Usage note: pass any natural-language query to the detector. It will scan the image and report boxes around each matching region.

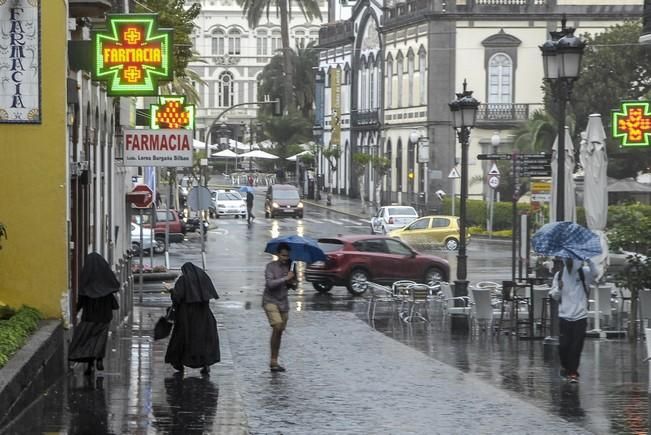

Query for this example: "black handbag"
[153,306,175,340]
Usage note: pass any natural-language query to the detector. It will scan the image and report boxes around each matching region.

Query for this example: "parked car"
[305,235,449,295]
[370,206,419,234]
[130,223,163,254]
[388,215,465,251]
[211,189,247,218]
[133,209,186,243]
[264,184,303,218]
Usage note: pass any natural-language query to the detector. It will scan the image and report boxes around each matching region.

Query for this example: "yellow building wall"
[0,1,68,318]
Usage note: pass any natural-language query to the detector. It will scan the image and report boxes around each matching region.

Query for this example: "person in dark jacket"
[69,252,120,376]
[165,262,220,375]
[246,191,255,223]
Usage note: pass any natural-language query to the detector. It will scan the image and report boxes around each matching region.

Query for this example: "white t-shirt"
[549,260,597,321]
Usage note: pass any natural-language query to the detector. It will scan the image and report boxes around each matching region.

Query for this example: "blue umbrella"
[239,186,254,194]
[265,235,327,264]
[532,221,602,260]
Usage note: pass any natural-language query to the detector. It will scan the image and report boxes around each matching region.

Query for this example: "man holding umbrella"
[533,221,601,383]
[263,243,297,372]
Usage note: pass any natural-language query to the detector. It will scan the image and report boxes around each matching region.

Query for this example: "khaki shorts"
[264,303,288,330]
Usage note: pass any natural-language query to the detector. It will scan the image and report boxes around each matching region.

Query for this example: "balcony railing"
[476,104,532,124]
[318,21,354,47]
[460,0,552,12]
[352,110,380,128]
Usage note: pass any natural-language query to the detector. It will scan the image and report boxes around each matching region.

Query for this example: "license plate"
[283,209,294,213]
[228,209,237,213]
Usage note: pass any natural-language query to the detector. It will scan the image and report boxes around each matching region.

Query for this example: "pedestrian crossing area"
[209,215,370,227]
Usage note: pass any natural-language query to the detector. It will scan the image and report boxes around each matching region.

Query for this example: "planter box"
[0,321,63,427]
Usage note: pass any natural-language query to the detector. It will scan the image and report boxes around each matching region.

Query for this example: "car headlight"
[272,202,280,208]
[297,202,304,208]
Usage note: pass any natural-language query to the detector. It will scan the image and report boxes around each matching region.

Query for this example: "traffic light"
[408,171,415,180]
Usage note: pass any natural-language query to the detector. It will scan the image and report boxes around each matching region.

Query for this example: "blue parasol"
[264,235,327,264]
[531,221,602,260]
[239,186,254,194]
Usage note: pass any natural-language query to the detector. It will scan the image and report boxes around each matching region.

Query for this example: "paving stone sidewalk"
[220,306,588,435]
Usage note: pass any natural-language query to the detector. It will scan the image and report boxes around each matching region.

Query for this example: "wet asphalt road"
[3,200,650,434]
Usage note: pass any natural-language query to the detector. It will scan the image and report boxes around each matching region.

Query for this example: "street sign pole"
[139,208,144,303]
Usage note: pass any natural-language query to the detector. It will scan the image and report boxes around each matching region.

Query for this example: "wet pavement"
[2,184,651,434]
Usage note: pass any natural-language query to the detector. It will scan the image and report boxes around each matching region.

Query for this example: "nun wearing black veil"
[165,262,220,374]
[69,252,120,375]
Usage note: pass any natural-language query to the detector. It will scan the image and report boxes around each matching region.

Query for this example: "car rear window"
[388,207,417,216]
[353,239,387,253]
[317,239,344,253]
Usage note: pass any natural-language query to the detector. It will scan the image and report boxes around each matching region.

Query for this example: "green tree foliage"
[567,21,651,178]
[258,45,318,118]
[135,0,201,78]
[238,0,321,114]
[607,205,651,339]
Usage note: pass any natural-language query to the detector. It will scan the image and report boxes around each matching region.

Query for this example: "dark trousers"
[559,317,587,375]
[247,204,254,222]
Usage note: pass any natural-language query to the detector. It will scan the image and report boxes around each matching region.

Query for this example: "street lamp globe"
[491,132,501,148]
[556,32,586,79]
[409,130,421,144]
[540,39,559,80]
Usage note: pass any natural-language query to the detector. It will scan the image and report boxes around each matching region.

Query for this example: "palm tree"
[237,0,321,114]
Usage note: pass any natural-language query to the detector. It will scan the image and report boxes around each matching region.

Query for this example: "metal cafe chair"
[401,283,432,323]
[439,281,472,318]
[366,282,399,321]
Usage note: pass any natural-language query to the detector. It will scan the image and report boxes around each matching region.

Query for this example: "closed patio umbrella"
[580,114,609,280]
[550,126,577,223]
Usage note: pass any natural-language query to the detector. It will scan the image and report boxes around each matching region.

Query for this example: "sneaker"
[568,373,579,383]
[270,364,286,372]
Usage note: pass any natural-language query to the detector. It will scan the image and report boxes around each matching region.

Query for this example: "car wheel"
[347,268,370,296]
[312,282,333,293]
[215,214,220,219]
[424,267,445,287]
[153,243,165,255]
[445,238,459,251]
[131,242,141,254]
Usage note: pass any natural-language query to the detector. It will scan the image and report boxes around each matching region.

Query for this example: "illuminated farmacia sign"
[612,101,651,147]
[92,14,172,96]
[150,96,195,130]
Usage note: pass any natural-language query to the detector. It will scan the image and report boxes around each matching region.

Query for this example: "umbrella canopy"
[229,139,249,151]
[532,221,602,260]
[192,139,218,150]
[264,235,327,264]
[212,149,239,158]
[581,114,608,230]
[239,149,279,159]
[286,150,313,161]
[550,126,577,223]
[239,186,254,193]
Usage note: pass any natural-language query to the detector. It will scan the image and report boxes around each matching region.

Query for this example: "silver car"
[370,206,419,235]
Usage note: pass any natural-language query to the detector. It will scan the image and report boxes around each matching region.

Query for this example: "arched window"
[228,29,241,55]
[218,72,234,107]
[256,29,269,56]
[359,57,367,111]
[309,30,319,44]
[344,64,351,85]
[488,53,513,104]
[418,47,427,105]
[271,29,281,53]
[386,54,393,109]
[212,29,225,55]
[396,52,404,108]
[407,49,415,107]
[368,54,375,111]
[294,29,306,48]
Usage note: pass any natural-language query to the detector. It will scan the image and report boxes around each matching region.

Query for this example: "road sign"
[477,153,512,161]
[448,167,460,179]
[532,193,551,202]
[516,153,551,161]
[532,182,552,192]
[488,163,500,175]
[519,170,553,177]
[188,186,212,211]
[488,175,500,189]
[129,184,153,208]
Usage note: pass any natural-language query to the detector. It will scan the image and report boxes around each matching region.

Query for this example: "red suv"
[133,209,186,243]
[305,235,449,295]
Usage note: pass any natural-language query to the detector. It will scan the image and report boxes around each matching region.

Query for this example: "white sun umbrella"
[286,150,313,161]
[550,126,577,223]
[212,149,239,158]
[229,139,250,151]
[193,139,218,151]
[581,114,609,281]
[239,149,279,159]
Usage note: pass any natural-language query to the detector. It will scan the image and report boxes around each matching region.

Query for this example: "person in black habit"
[165,262,220,375]
[68,252,120,376]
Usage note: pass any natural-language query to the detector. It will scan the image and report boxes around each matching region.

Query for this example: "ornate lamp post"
[448,80,480,303]
[540,18,585,345]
